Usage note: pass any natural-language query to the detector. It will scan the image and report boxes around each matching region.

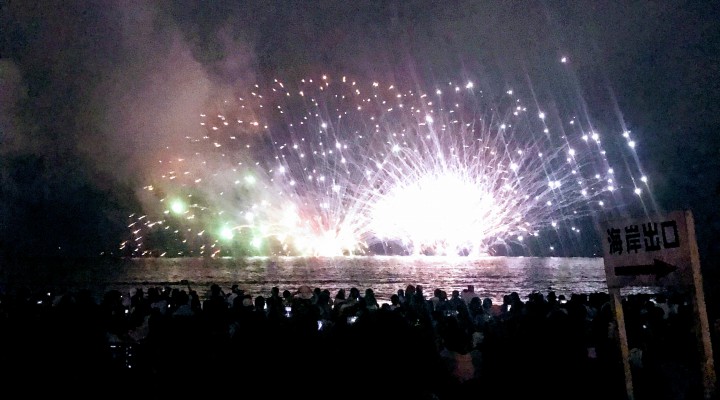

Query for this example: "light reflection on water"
[3,256,658,304]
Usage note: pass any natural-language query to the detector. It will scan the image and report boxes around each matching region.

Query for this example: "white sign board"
[599,209,715,399]
[599,210,694,289]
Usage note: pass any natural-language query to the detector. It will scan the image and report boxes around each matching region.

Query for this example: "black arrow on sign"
[614,259,677,277]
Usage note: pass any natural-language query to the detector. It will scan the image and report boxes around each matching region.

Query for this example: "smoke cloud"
[0,1,258,256]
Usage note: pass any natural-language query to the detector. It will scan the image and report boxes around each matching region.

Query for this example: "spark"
[124,73,649,257]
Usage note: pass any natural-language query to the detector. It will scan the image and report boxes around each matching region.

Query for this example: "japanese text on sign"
[606,219,680,255]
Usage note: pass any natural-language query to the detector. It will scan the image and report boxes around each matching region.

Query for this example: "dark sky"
[1,1,718,263]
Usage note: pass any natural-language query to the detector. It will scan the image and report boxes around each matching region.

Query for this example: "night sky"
[1,1,718,266]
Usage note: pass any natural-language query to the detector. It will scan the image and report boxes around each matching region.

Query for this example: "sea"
[1,256,659,305]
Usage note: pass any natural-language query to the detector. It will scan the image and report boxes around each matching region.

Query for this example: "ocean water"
[1,255,657,304]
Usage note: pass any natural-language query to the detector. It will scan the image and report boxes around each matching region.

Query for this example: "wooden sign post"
[598,210,715,400]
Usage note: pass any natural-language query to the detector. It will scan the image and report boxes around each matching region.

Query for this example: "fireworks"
[121,70,648,257]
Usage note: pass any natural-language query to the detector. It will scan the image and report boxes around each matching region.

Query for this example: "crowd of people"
[0,282,705,398]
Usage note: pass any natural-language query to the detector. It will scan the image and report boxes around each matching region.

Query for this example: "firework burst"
[121,70,648,257]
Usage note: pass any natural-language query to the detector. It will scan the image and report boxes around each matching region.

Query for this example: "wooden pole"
[685,210,716,399]
[610,287,634,400]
